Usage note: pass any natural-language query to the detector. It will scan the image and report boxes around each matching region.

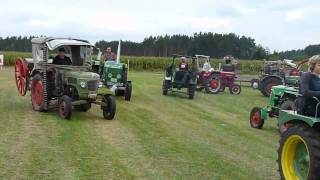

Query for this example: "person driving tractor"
[298,55,320,116]
[102,47,117,61]
[53,47,72,65]
[179,57,189,71]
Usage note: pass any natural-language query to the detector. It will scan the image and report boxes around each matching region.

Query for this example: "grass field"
[0,67,280,179]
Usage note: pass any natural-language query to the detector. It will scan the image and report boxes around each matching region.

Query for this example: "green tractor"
[91,41,132,101]
[14,37,116,120]
[250,85,299,133]
[162,54,198,99]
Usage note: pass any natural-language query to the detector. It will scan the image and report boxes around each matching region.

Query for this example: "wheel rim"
[282,135,310,180]
[14,59,28,96]
[32,80,44,109]
[251,112,260,127]
[232,86,240,94]
[209,79,219,92]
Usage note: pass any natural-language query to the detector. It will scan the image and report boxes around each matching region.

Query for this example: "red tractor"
[196,55,241,95]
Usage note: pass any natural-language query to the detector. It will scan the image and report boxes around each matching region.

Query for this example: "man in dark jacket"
[53,47,72,65]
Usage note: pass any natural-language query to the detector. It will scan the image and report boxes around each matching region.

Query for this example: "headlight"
[108,73,112,78]
[116,74,121,79]
[80,81,87,88]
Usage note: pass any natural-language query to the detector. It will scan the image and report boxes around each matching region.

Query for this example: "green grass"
[0,67,279,179]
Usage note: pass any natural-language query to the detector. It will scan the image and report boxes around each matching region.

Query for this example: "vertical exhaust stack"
[116,40,121,63]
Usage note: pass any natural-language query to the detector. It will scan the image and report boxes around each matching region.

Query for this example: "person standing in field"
[102,47,117,61]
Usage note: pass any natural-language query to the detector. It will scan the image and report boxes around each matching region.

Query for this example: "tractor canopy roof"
[31,37,94,50]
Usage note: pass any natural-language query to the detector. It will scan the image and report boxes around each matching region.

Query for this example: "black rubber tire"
[59,95,72,120]
[250,107,265,129]
[260,77,282,97]
[124,82,132,101]
[162,80,170,95]
[205,76,221,94]
[229,84,241,95]
[74,103,91,112]
[278,124,320,180]
[102,95,116,120]
[31,74,46,112]
[188,85,196,99]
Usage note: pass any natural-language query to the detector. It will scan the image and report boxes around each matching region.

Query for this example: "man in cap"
[102,47,117,62]
[178,57,189,71]
[53,47,72,65]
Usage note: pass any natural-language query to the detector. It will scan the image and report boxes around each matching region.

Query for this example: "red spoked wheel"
[14,58,29,96]
[31,74,45,112]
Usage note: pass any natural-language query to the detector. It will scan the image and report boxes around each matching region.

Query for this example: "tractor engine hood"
[64,71,100,81]
[104,61,126,69]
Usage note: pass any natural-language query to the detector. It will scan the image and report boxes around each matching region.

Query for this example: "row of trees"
[96,32,269,59]
[0,34,319,60]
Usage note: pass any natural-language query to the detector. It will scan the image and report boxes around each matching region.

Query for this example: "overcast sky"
[0,0,319,51]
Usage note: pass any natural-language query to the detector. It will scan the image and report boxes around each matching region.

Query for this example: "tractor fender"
[260,75,283,84]
[278,110,319,128]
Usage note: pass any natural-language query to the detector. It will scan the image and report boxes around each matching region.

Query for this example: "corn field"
[1,51,263,74]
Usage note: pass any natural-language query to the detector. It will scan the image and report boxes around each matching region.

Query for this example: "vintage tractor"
[91,41,132,101]
[250,85,299,133]
[277,99,320,180]
[14,37,116,120]
[196,54,241,94]
[258,59,308,97]
[162,54,198,99]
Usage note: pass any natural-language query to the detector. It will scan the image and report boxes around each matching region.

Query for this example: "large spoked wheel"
[278,124,320,180]
[124,82,132,101]
[250,107,265,129]
[14,58,29,96]
[31,74,45,112]
[229,84,241,95]
[59,95,72,120]
[260,77,282,97]
[102,95,116,120]
[205,76,221,94]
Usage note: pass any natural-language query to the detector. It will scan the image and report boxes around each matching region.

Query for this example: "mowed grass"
[0,67,280,179]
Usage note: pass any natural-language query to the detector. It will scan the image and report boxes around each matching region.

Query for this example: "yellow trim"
[281,135,310,180]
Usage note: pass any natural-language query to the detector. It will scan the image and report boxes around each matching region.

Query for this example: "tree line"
[0,34,319,60]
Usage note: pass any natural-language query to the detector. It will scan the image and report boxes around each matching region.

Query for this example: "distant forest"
[0,33,319,60]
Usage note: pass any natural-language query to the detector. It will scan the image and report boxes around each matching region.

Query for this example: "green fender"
[260,108,268,121]
[278,110,320,127]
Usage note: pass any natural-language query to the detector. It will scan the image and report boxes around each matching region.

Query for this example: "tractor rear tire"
[250,107,265,129]
[102,95,116,120]
[278,123,320,180]
[59,95,72,120]
[260,77,282,97]
[74,103,91,112]
[31,74,46,112]
[162,80,170,95]
[230,84,241,95]
[205,76,221,94]
[124,82,132,101]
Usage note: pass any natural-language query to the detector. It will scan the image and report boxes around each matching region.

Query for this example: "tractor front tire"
[31,74,46,112]
[278,124,320,180]
[115,89,125,96]
[59,95,72,120]
[162,80,170,95]
[188,85,196,99]
[124,82,132,101]
[102,95,116,120]
[260,77,282,97]
[230,84,241,95]
[250,107,265,129]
